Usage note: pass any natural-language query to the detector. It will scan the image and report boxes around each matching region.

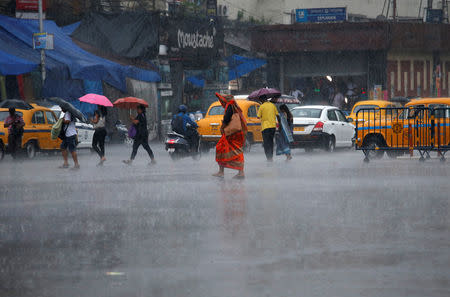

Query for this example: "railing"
[355,107,450,162]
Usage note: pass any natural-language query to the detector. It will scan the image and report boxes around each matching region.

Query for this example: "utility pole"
[393,0,397,21]
[38,0,46,83]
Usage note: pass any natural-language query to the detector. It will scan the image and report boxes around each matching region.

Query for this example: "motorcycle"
[165,127,201,160]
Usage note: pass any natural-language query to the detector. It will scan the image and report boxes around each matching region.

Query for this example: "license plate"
[168,148,175,153]
[294,127,305,132]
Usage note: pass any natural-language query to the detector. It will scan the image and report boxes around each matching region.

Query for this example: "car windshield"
[208,106,225,116]
[0,111,23,121]
[291,108,322,118]
[353,105,380,114]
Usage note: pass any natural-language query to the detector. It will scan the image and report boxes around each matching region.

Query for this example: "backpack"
[51,118,64,140]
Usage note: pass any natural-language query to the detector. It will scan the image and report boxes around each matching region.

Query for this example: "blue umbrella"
[226,55,267,81]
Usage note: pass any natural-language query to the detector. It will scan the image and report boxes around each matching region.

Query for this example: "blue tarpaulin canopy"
[0,15,160,91]
[0,49,38,75]
[186,76,205,88]
[227,54,267,81]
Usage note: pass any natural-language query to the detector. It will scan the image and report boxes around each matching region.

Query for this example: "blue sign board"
[295,7,347,23]
[426,9,443,23]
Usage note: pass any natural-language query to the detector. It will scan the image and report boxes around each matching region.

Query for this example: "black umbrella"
[0,99,33,110]
[48,97,86,122]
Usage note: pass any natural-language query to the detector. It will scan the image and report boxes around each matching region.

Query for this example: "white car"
[291,105,355,152]
[51,105,95,149]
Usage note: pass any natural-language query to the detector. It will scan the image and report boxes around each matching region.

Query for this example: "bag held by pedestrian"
[128,124,137,139]
[224,113,242,136]
[51,118,64,140]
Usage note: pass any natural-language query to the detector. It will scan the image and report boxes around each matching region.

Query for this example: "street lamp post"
[38,0,46,82]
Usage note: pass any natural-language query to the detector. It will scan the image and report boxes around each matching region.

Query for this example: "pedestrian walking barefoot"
[213,93,247,179]
[91,107,107,166]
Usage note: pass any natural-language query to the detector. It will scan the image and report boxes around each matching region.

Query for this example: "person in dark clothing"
[4,107,24,159]
[91,106,107,166]
[123,104,155,165]
[171,104,199,152]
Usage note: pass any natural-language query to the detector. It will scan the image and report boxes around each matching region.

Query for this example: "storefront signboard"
[168,17,223,68]
[426,9,443,23]
[295,7,346,23]
[16,0,46,11]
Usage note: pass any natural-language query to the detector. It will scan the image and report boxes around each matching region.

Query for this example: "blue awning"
[0,15,160,91]
[0,49,38,75]
[187,76,205,88]
[227,55,266,81]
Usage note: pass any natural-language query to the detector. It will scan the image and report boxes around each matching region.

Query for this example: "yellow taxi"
[197,97,263,151]
[0,105,61,159]
[347,100,401,123]
[355,97,450,159]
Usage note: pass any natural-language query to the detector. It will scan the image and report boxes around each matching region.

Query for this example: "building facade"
[218,0,445,24]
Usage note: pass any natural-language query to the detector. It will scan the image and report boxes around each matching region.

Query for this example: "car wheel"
[26,141,37,159]
[363,136,385,159]
[325,136,335,152]
[0,143,4,161]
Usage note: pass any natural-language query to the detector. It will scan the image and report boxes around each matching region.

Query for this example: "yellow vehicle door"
[30,110,50,149]
[430,104,450,147]
[246,104,262,142]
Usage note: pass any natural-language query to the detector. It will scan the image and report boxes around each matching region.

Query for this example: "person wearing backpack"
[91,107,107,166]
[123,104,155,165]
[59,107,80,170]
[3,107,24,159]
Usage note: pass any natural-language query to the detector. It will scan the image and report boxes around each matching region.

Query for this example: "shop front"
[252,22,389,109]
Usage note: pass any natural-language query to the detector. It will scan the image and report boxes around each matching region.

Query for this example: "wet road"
[1,144,449,297]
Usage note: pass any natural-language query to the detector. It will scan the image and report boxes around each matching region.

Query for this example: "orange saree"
[215,93,247,171]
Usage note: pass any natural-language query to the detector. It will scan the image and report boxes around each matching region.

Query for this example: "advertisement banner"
[168,17,223,68]
[16,0,46,11]
[295,7,346,23]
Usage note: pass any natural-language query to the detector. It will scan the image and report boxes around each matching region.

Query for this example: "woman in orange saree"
[213,93,247,179]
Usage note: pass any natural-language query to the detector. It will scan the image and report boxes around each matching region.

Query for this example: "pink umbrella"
[248,87,281,101]
[79,93,113,107]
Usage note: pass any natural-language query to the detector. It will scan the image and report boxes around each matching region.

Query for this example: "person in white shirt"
[332,91,345,109]
[59,108,80,169]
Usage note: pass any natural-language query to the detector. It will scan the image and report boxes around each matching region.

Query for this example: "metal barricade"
[355,106,450,162]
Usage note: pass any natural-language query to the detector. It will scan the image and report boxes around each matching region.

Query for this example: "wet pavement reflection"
[0,144,449,297]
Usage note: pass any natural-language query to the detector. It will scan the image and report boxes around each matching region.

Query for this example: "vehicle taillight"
[168,139,176,144]
[312,121,324,132]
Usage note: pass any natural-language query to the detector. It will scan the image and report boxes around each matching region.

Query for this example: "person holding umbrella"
[257,95,279,162]
[122,104,156,165]
[78,94,113,166]
[60,106,80,170]
[91,106,107,166]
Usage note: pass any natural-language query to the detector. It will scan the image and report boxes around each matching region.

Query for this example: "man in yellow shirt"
[257,96,278,161]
